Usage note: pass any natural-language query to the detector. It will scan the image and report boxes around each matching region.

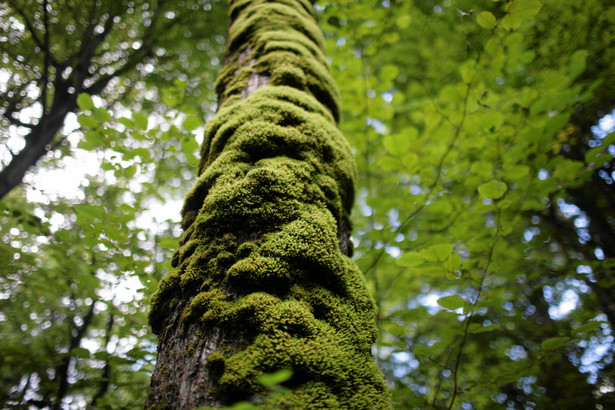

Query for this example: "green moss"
[148,0,391,407]
[206,350,226,376]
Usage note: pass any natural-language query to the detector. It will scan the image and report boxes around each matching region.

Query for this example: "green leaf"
[471,161,494,175]
[384,131,413,156]
[481,112,504,132]
[553,159,584,180]
[183,115,202,132]
[78,131,103,151]
[158,237,178,249]
[77,114,99,129]
[118,117,134,127]
[422,244,454,262]
[574,321,603,335]
[510,0,542,18]
[396,15,411,29]
[444,254,462,272]
[569,49,588,79]
[123,165,137,178]
[460,64,475,84]
[540,336,570,351]
[473,323,501,334]
[92,107,112,123]
[75,205,105,221]
[501,13,521,30]
[77,93,95,111]
[105,225,129,242]
[257,369,293,387]
[70,347,91,359]
[545,113,571,136]
[381,65,400,82]
[477,11,497,29]
[478,180,508,200]
[413,345,433,356]
[133,112,149,130]
[94,351,110,361]
[437,295,466,310]
[397,251,424,267]
[604,131,615,146]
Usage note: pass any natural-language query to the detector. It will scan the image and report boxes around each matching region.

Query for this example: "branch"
[42,0,50,115]
[2,112,35,129]
[8,0,59,67]
[55,302,97,409]
[83,0,165,95]
[447,207,502,410]
[90,312,114,407]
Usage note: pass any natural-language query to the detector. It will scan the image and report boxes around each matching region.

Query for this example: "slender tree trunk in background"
[145,0,390,408]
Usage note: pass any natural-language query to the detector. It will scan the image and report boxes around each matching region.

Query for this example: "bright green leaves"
[397,245,457,268]
[444,253,462,273]
[77,114,99,129]
[477,11,497,29]
[396,15,411,30]
[481,111,504,132]
[77,131,103,151]
[397,251,423,267]
[134,112,149,130]
[501,13,522,30]
[183,115,202,132]
[437,295,466,310]
[422,244,454,262]
[75,204,106,221]
[384,130,413,155]
[77,95,113,137]
[380,65,400,82]
[77,93,95,111]
[495,0,542,32]
[320,0,614,407]
[478,180,508,200]
[460,61,475,84]
[508,0,542,19]
[76,98,115,151]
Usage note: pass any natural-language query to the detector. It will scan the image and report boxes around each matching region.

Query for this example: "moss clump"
[206,351,226,375]
[148,0,391,408]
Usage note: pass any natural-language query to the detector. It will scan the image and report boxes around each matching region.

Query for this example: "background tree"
[0,0,224,199]
[145,0,390,407]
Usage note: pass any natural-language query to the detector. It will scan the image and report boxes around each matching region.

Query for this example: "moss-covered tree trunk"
[145,0,390,407]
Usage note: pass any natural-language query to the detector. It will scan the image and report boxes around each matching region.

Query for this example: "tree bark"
[0,95,76,200]
[146,0,390,408]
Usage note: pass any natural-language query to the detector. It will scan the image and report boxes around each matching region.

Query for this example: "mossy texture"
[149,0,391,408]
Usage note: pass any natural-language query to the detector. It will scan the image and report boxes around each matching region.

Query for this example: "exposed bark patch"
[242,71,269,100]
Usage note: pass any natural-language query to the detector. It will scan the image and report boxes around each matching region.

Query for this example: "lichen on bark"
[146,0,391,408]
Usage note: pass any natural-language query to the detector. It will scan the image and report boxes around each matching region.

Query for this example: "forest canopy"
[1,0,614,408]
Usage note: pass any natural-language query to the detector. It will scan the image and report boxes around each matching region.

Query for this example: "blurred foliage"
[1,0,226,407]
[319,0,615,408]
[1,0,615,408]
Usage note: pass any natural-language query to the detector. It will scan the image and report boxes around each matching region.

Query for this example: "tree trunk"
[0,92,76,201]
[145,0,390,408]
